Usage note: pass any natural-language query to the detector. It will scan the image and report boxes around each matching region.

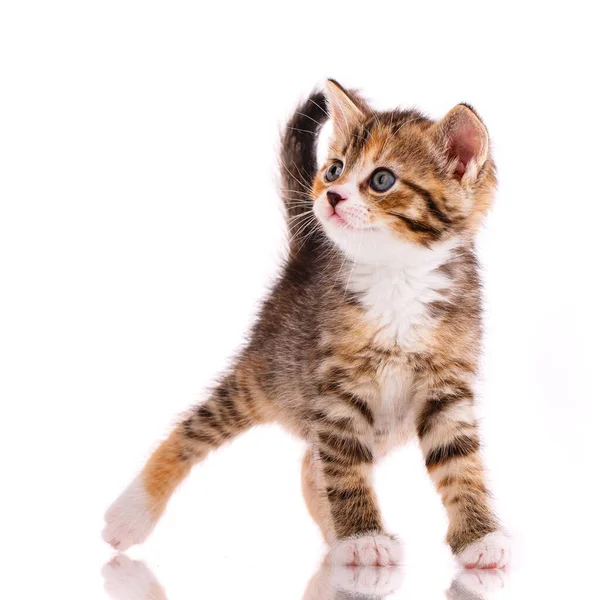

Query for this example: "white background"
[1,1,599,599]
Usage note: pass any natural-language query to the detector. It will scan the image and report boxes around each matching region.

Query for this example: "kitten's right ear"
[324,79,365,136]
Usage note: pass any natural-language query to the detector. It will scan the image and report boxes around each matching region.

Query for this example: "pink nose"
[327,190,346,208]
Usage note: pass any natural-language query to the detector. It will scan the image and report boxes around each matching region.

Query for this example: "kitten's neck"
[338,237,463,347]
[337,236,461,283]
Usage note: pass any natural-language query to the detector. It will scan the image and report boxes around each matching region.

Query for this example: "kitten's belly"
[372,359,417,458]
[373,412,416,458]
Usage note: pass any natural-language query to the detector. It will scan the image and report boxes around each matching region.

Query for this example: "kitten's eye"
[369,169,396,192]
[325,161,344,182]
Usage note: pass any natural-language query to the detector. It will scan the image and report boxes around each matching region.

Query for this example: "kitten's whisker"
[288,213,318,237]
[288,212,317,228]
[282,164,313,194]
[296,111,323,127]
[287,126,318,136]
[280,189,313,198]
[288,213,317,232]
[308,97,329,116]
[292,160,316,191]
[294,219,323,253]
[288,160,315,192]
[282,199,313,207]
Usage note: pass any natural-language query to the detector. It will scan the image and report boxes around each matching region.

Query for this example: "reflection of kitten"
[102,556,166,600]
[103,80,509,568]
[303,565,404,600]
[101,558,504,600]
[448,569,506,599]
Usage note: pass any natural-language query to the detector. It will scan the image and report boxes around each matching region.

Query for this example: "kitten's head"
[312,80,496,264]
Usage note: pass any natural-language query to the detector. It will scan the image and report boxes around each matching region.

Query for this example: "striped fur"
[103,80,506,567]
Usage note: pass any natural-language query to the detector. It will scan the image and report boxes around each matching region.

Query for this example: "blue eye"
[325,161,343,182]
[369,169,396,192]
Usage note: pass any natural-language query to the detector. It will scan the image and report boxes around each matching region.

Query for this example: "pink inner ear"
[448,121,482,181]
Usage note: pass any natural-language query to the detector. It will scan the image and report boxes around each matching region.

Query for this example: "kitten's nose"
[327,190,345,208]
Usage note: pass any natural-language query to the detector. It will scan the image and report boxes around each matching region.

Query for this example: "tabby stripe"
[318,447,340,465]
[448,489,490,506]
[182,417,219,446]
[214,380,242,425]
[218,396,242,427]
[317,431,373,465]
[194,401,237,439]
[196,404,218,426]
[437,475,488,494]
[326,487,357,502]
[417,390,473,438]
[311,411,355,434]
[394,213,442,237]
[322,462,348,478]
[337,390,375,426]
[319,378,375,426]
[401,178,452,225]
[330,489,383,538]
[343,120,374,165]
[425,434,480,469]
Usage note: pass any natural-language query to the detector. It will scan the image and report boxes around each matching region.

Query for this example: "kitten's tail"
[280,90,329,256]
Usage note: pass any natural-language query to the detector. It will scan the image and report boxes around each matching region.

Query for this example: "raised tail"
[280,90,329,256]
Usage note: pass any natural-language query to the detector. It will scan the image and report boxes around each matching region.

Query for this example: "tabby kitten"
[103,80,509,569]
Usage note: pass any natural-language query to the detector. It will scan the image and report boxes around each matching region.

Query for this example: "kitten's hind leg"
[102,370,272,550]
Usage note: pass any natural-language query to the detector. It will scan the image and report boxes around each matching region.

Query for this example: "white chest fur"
[349,240,455,348]
[347,239,457,456]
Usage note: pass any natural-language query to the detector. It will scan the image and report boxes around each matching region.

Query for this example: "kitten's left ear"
[324,79,366,136]
[434,104,490,183]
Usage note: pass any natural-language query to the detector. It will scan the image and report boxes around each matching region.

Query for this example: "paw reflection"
[102,555,167,600]
[101,552,507,600]
[303,563,404,599]
[447,568,505,599]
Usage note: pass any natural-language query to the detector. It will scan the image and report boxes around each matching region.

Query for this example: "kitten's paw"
[331,566,404,595]
[102,475,156,551]
[102,555,166,600]
[456,531,511,570]
[328,534,403,567]
[451,568,506,596]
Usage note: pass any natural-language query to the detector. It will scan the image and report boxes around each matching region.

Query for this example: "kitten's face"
[312,81,496,265]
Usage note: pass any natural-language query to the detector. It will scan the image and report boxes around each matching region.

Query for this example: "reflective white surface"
[1,1,598,599]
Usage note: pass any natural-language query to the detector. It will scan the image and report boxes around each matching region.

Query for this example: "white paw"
[102,475,156,551]
[328,534,403,567]
[330,566,404,595]
[452,569,506,595]
[102,555,166,600]
[456,531,511,570]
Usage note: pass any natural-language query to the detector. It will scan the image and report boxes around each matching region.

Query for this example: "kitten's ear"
[434,104,490,183]
[324,79,365,135]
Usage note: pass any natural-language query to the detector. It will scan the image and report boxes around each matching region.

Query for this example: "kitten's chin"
[320,223,383,264]
[328,212,372,233]
[320,218,457,268]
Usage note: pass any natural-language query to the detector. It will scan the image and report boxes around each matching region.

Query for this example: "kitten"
[103,80,509,569]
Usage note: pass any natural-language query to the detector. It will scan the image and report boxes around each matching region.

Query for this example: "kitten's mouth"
[329,211,372,232]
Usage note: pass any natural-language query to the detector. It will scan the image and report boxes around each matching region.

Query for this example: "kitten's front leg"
[415,377,510,569]
[310,382,402,567]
